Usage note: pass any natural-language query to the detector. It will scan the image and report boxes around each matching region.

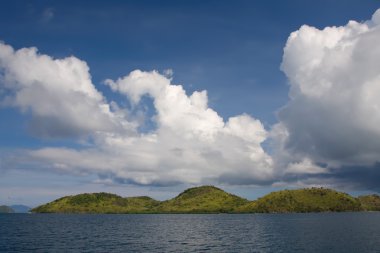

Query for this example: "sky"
[1,0,380,207]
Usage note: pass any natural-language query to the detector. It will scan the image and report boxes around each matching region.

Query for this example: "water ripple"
[1,213,380,252]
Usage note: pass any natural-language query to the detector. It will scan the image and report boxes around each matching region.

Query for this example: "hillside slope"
[358,194,380,211]
[237,188,362,213]
[32,193,160,213]
[31,187,380,214]
[156,186,249,213]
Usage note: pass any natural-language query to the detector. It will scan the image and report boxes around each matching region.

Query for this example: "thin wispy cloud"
[41,8,55,23]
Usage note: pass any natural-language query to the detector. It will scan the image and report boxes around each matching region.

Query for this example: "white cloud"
[277,8,380,175]
[0,43,274,186]
[105,70,225,142]
[5,8,380,190]
[35,70,273,185]
[0,42,131,137]
[285,159,327,174]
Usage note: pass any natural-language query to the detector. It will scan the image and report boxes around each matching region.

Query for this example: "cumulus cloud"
[0,42,131,137]
[105,70,226,142]
[32,70,273,185]
[3,8,380,190]
[276,8,380,185]
[0,43,273,186]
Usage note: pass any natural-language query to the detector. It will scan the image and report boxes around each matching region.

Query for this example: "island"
[0,205,15,213]
[9,205,31,213]
[31,186,380,214]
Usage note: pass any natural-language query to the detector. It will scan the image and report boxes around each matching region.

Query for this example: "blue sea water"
[1,212,380,252]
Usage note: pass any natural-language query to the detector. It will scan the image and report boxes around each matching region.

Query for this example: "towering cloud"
[277,9,380,187]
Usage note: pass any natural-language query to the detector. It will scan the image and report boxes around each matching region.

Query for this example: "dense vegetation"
[32,193,160,213]
[0,205,15,213]
[156,186,249,213]
[236,188,362,213]
[31,186,380,214]
[357,194,380,211]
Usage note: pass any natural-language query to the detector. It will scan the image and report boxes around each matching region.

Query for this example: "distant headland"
[31,186,380,214]
[0,205,31,213]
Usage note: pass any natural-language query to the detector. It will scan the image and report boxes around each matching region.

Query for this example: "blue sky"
[1,0,380,206]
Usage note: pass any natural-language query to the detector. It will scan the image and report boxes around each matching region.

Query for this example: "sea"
[1,212,380,252]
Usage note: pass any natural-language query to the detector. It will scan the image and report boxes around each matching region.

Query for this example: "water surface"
[1,212,380,252]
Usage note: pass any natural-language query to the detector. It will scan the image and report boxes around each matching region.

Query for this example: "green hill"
[32,186,249,214]
[32,192,160,214]
[155,186,249,213]
[358,194,380,211]
[0,205,15,213]
[237,188,362,213]
[31,186,380,214]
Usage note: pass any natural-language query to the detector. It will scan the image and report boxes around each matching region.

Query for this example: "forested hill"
[237,188,362,213]
[31,186,380,214]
